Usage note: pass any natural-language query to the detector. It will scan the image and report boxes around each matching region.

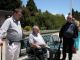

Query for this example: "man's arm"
[0,19,10,45]
[39,34,50,48]
[29,34,41,48]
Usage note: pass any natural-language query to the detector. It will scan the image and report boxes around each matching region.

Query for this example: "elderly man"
[0,8,23,60]
[59,14,78,60]
[29,25,47,60]
[29,25,46,48]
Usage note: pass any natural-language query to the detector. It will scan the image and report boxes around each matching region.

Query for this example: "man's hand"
[36,45,41,49]
[31,44,41,48]
[0,39,3,46]
[45,45,50,48]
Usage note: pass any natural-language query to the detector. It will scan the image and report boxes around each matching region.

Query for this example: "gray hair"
[32,25,39,30]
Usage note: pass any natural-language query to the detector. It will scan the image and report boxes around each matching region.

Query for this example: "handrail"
[23,30,60,36]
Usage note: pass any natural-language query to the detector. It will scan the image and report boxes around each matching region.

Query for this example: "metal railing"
[23,30,59,36]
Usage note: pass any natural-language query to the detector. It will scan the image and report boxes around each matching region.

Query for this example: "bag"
[72,45,76,53]
[63,24,75,38]
[66,45,76,54]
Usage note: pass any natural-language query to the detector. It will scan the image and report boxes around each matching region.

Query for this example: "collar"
[32,32,39,37]
[12,16,18,22]
[12,16,19,25]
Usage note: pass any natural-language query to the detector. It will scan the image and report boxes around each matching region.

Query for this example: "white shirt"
[29,33,46,45]
[0,16,22,41]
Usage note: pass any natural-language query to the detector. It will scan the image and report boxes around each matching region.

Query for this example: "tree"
[21,0,66,30]
[26,0,38,16]
[0,0,22,11]
[72,8,80,21]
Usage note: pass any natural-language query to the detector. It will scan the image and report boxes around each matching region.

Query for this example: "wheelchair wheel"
[36,54,47,60]
[28,54,39,60]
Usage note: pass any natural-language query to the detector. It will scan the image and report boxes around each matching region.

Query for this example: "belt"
[9,41,20,45]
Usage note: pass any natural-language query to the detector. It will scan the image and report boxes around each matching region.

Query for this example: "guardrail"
[23,30,60,36]
[0,39,6,60]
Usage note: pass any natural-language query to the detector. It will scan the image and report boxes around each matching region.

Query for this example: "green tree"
[21,0,38,27]
[72,8,80,21]
[53,14,66,29]
[26,0,38,16]
[0,0,22,11]
[21,0,66,30]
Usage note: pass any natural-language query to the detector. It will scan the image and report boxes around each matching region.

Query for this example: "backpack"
[63,23,75,38]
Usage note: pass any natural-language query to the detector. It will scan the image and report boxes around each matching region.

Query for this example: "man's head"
[67,15,73,23]
[32,25,40,35]
[13,8,23,21]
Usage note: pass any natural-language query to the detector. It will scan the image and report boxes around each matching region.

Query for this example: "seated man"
[29,25,47,60]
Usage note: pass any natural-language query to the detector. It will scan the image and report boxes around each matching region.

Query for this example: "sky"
[22,0,80,16]
[73,0,80,11]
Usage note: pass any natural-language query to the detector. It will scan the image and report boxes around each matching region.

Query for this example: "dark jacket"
[59,22,78,39]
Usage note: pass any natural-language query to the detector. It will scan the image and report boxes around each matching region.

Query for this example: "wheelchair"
[25,39,47,60]
[23,35,61,60]
[27,47,48,60]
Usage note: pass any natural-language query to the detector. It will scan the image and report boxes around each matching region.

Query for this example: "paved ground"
[69,50,80,60]
[18,50,80,60]
[60,50,80,60]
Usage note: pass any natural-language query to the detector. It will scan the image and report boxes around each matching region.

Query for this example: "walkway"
[18,50,80,60]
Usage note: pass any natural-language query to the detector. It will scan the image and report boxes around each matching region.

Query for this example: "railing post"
[0,39,6,60]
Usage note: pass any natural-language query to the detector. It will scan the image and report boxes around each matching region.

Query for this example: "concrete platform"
[18,50,80,60]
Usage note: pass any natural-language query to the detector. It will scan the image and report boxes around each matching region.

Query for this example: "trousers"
[6,41,21,60]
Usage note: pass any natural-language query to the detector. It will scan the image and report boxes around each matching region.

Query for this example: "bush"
[40,27,46,30]
[24,26,32,31]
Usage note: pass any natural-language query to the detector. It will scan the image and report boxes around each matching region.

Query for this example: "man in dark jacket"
[59,15,78,60]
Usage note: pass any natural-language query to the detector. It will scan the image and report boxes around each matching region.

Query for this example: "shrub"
[40,27,46,30]
[24,26,32,31]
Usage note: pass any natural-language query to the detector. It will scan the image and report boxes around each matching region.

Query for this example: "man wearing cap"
[0,8,23,60]
[59,14,78,60]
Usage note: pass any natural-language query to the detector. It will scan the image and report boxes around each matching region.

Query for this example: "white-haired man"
[59,15,78,60]
[29,25,47,60]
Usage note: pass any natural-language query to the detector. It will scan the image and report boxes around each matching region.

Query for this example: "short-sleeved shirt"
[0,16,22,41]
[29,33,46,45]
